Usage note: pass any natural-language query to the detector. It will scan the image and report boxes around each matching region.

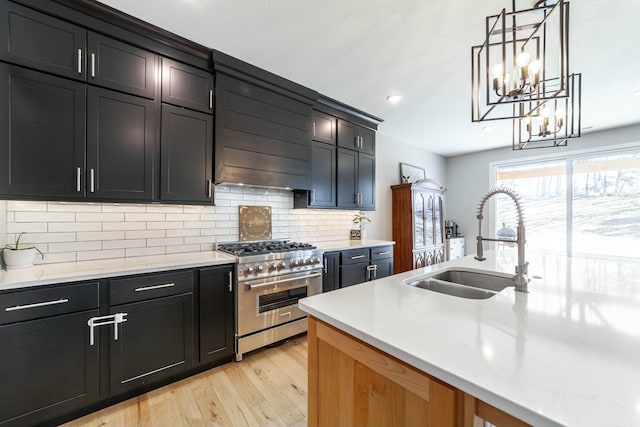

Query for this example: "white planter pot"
[2,248,37,270]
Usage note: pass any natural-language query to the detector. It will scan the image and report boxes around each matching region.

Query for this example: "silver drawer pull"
[245,272,321,290]
[350,255,366,260]
[77,49,82,74]
[280,312,292,317]
[376,251,391,256]
[5,298,69,312]
[134,283,175,292]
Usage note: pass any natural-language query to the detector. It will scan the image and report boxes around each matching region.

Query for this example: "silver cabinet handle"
[350,255,365,260]
[77,49,82,74]
[5,298,69,312]
[90,169,95,193]
[207,179,212,198]
[76,167,81,192]
[354,136,359,148]
[376,251,391,256]
[280,312,292,317]
[323,258,328,274]
[312,121,316,137]
[209,90,213,109]
[87,313,127,346]
[134,283,174,292]
[228,271,233,292]
[90,53,95,78]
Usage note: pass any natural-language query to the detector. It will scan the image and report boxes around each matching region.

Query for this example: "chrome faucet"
[475,187,530,292]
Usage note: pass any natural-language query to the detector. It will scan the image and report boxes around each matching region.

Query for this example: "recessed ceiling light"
[483,126,497,133]
[386,94,402,104]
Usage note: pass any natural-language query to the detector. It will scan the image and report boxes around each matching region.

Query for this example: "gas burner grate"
[218,240,316,256]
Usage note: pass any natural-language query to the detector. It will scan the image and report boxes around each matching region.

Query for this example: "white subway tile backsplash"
[4,188,355,265]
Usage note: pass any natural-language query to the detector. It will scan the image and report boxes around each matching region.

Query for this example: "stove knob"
[311,256,320,265]
[268,263,278,272]
[244,266,254,275]
[255,265,264,273]
[290,260,297,268]
[296,259,305,267]
[278,261,287,270]
[304,258,312,265]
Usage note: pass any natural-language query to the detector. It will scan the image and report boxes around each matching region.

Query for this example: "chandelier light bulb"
[516,51,531,67]
[491,63,504,78]
[529,59,542,75]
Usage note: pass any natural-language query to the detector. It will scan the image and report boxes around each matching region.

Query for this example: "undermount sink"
[405,269,513,299]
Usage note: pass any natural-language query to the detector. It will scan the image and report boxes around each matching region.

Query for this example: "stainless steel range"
[218,240,323,361]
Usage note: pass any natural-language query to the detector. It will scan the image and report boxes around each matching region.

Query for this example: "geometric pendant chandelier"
[471,0,582,149]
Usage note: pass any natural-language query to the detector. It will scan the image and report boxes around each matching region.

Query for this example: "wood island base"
[307,317,530,427]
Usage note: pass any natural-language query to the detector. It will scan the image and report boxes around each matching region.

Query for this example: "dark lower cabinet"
[340,262,369,288]
[334,246,395,289]
[87,86,156,201]
[322,252,339,292]
[0,63,86,199]
[160,104,213,204]
[199,265,234,364]
[109,293,193,395]
[0,309,99,427]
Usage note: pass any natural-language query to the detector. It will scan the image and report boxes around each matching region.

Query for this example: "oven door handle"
[244,272,321,290]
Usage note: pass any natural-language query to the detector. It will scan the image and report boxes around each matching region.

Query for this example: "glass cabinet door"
[413,191,425,248]
[425,194,434,247]
[434,194,444,245]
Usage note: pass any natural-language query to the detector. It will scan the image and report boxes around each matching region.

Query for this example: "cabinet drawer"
[341,248,370,265]
[370,246,393,260]
[0,282,99,325]
[110,270,193,306]
[162,58,213,113]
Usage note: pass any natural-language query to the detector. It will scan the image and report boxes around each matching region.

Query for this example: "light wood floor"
[62,335,308,427]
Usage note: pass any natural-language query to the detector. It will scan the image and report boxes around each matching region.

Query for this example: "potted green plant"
[351,211,371,240]
[0,232,44,270]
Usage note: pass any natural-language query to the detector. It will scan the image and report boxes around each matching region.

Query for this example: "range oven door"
[237,270,322,336]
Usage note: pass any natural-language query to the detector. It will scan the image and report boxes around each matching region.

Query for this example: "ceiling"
[97,0,640,157]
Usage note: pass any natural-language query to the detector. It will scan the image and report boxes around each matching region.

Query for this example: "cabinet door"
[322,252,339,292]
[0,2,86,80]
[199,265,234,365]
[358,152,375,210]
[309,141,336,207]
[337,119,359,150]
[109,293,193,396]
[337,147,358,209]
[358,126,375,155]
[413,192,425,248]
[340,262,368,288]
[162,58,213,113]
[0,310,99,426]
[371,258,394,280]
[312,111,336,145]
[87,33,157,99]
[161,104,213,203]
[434,194,444,246]
[87,86,156,201]
[425,194,435,246]
[0,64,86,199]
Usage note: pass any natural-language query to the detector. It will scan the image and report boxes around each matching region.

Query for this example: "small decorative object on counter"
[351,211,371,240]
[0,232,44,270]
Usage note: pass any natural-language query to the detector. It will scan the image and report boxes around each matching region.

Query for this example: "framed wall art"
[399,163,426,184]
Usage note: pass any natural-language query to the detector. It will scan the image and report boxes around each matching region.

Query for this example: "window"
[494,149,640,259]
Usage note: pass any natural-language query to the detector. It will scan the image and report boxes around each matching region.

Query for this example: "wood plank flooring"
[62,335,308,427]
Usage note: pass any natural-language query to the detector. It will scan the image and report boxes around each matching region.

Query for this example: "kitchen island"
[299,249,640,427]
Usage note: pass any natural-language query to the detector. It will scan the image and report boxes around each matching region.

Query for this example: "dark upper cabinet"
[198,265,234,365]
[162,58,214,113]
[215,73,311,189]
[160,104,213,204]
[87,86,156,201]
[308,141,336,207]
[337,119,375,155]
[0,64,86,199]
[337,148,375,210]
[87,33,157,99]
[312,110,336,145]
[322,252,339,292]
[0,282,99,427]
[0,2,87,81]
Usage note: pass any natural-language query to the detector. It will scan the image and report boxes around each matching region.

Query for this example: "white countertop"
[316,239,395,252]
[299,249,640,427]
[0,251,237,291]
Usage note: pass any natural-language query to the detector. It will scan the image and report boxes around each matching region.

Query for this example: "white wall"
[445,124,640,255]
[368,132,447,240]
